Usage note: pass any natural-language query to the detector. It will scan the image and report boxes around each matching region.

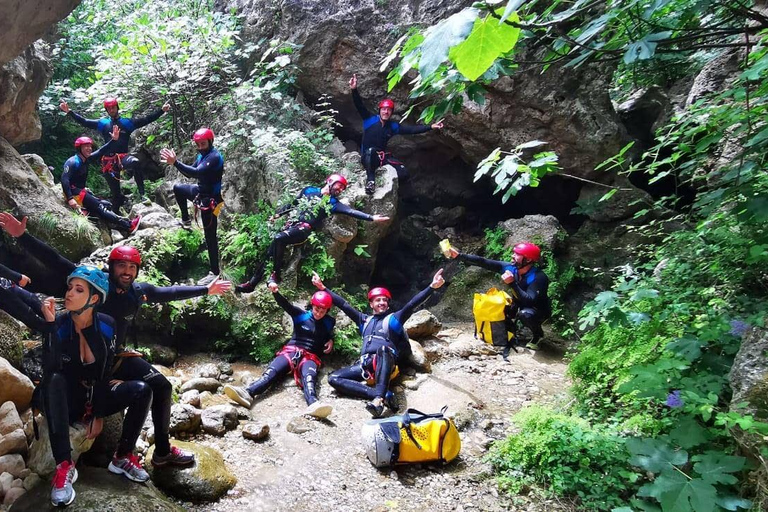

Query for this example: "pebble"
[242,423,270,442]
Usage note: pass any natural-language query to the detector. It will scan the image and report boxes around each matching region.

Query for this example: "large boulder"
[404,309,442,339]
[168,403,202,435]
[0,0,81,67]
[146,441,236,502]
[499,214,565,251]
[0,42,52,146]
[0,358,33,411]
[27,422,94,476]
[200,404,238,436]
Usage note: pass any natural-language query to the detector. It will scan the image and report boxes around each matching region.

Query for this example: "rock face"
[0,0,80,67]
[0,43,51,146]
[0,358,34,411]
[0,314,25,368]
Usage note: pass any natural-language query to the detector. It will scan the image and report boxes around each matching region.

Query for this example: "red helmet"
[326,174,348,188]
[108,245,142,266]
[378,98,395,110]
[368,287,392,301]
[74,136,93,149]
[103,97,119,109]
[193,128,214,143]
[513,242,541,263]
[311,291,333,309]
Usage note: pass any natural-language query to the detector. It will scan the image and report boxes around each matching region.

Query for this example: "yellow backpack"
[473,287,514,346]
[361,407,461,467]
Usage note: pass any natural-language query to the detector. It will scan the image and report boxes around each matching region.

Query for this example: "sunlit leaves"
[418,8,478,77]
[449,12,521,80]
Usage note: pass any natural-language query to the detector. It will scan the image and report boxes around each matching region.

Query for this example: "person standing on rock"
[235,174,389,293]
[349,73,444,195]
[448,243,550,357]
[0,212,233,468]
[60,97,170,209]
[224,282,336,418]
[38,266,152,507]
[160,128,224,286]
[312,268,445,417]
[61,127,143,235]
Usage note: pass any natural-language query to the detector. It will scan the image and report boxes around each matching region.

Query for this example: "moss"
[745,375,768,420]
[0,313,24,367]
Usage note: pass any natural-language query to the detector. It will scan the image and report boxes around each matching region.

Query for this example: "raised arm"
[271,290,304,317]
[394,122,432,136]
[393,268,445,323]
[66,110,101,130]
[130,107,165,129]
[88,137,118,161]
[174,151,221,179]
[330,201,374,222]
[351,89,373,120]
[0,263,22,284]
[0,212,78,276]
[457,252,513,275]
[325,288,367,326]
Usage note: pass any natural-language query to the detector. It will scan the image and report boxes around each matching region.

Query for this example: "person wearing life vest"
[0,212,232,468]
[449,242,550,356]
[349,74,444,195]
[60,97,170,209]
[312,268,446,418]
[38,266,153,507]
[224,282,336,418]
[235,174,390,293]
[61,127,142,235]
[160,128,224,285]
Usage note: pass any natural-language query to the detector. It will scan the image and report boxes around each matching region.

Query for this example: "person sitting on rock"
[312,268,445,417]
[61,127,142,236]
[448,242,550,357]
[160,128,224,286]
[224,281,336,419]
[0,212,232,469]
[349,73,444,195]
[235,174,389,293]
[38,266,152,507]
[60,97,170,208]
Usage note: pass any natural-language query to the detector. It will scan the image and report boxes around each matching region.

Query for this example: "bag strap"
[401,410,423,451]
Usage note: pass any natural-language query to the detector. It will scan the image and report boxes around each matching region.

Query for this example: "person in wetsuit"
[312,268,445,417]
[61,128,142,235]
[0,212,232,468]
[60,97,170,209]
[0,262,45,331]
[349,73,444,195]
[235,174,390,293]
[223,282,336,418]
[449,242,550,357]
[160,127,223,285]
[38,266,152,507]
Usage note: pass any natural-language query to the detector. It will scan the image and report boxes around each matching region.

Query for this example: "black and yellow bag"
[473,287,514,346]
[360,407,461,467]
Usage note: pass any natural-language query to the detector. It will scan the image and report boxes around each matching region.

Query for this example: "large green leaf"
[692,453,745,485]
[627,438,688,473]
[449,13,521,81]
[668,416,710,449]
[666,337,703,362]
[639,471,717,512]
[418,8,478,78]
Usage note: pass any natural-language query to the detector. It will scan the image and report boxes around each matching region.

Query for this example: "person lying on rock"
[60,97,170,209]
[38,266,152,507]
[312,268,445,418]
[224,282,336,419]
[0,212,232,468]
[160,127,223,286]
[61,128,143,236]
[235,173,389,293]
[448,242,550,358]
[349,73,444,195]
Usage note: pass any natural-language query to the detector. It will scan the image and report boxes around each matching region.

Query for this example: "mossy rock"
[0,312,24,368]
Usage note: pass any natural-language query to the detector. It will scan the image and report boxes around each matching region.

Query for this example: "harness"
[276,345,322,387]
[360,348,400,385]
[100,153,129,178]
[360,313,405,383]
[193,194,225,228]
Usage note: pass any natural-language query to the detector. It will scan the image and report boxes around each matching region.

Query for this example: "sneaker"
[151,445,195,467]
[304,401,333,419]
[365,181,375,195]
[235,281,255,294]
[108,452,149,483]
[224,384,253,408]
[128,215,142,235]
[50,460,78,507]
[197,272,217,286]
[180,219,192,230]
[365,397,385,418]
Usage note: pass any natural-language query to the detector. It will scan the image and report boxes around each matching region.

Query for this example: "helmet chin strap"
[71,291,97,316]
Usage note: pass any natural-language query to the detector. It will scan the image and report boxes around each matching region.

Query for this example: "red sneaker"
[128,215,142,235]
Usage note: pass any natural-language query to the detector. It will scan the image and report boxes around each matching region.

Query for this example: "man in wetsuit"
[160,127,224,285]
[235,174,390,293]
[61,128,142,235]
[0,212,232,467]
[449,242,550,357]
[60,97,170,209]
[312,268,445,417]
[349,74,444,195]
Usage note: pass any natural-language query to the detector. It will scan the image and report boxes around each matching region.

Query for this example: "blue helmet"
[67,266,109,302]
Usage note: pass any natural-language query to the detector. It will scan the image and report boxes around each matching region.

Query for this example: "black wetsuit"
[61,140,133,231]
[352,89,432,183]
[327,285,435,400]
[172,147,224,274]
[0,264,47,331]
[242,186,374,287]
[246,291,335,405]
[67,108,165,208]
[17,231,209,456]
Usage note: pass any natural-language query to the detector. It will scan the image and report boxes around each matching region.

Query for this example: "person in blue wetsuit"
[224,281,336,418]
[235,174,390,293]
[61,128,142,235]
[312,268,445,418]
[349,74,444,195]
[60,97,170,209]
[160,128,224,284]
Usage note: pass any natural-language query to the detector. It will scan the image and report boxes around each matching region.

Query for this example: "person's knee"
[148,373,172,398]
[327,372,341,388]
[132,381,153,403]
[122,156,140,170]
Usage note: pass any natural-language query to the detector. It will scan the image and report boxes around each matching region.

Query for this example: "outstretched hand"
[448,247,459,259]
[349,74,357,90]
[267,281,279,293]
[41,297,56,323]
[18,275,31,287]
[59,101,70,114]
[430,268,445,289]
[311,272,326,291]
[0,213,27,238]
[207,276,232,295]
[372,215,390,223]
[160,148,177,165]
[110,125,120,141]
[162,102,171,112]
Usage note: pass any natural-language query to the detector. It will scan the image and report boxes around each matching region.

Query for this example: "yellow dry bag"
[473,287,514,346]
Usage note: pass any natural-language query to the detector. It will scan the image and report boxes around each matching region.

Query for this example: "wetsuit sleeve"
[510,272,549,308]
[174,152,217,178]
[457,253,512,274]
[130,108,164,129]
[272,291,304,317]
[136,282,208,303]
[0,264,22,283]
[17,233,77,275]
[60,164,74,200]
[352,89,372,119]
[393,285,435,324]
[0,287,51,332]
[67,110,100,130]
[88,138,117,161]
[275,189,304,217]
[325,288,366,326]
[330,201,374,222]
[396,123,432,136]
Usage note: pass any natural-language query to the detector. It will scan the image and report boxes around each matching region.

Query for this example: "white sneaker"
[197,272,217,286]
[224,384,253,408]
[304,401,332,419]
